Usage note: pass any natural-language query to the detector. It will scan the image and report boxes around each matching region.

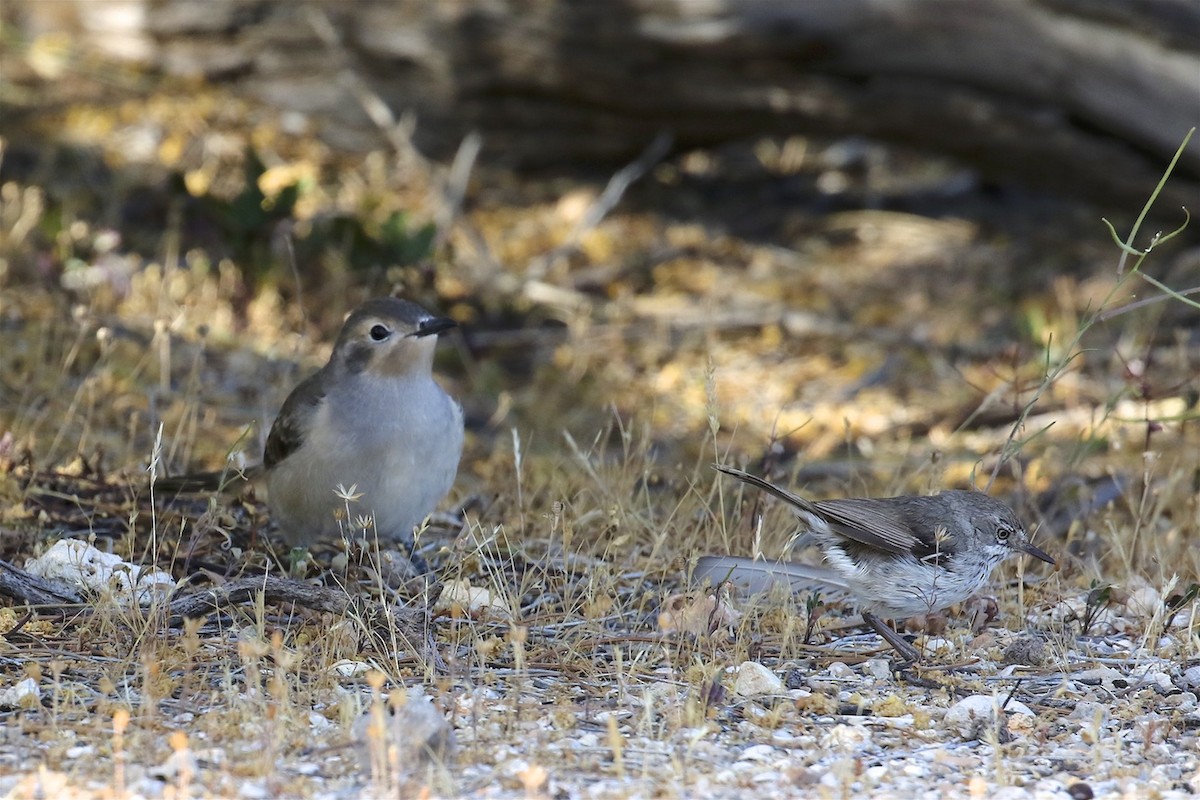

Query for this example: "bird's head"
[965,493,1054,566]
[333,298,457,378]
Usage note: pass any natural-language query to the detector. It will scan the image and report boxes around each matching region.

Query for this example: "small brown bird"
[701,465,1054,660]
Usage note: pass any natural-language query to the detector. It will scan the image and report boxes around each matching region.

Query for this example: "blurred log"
[11,0,1200,203]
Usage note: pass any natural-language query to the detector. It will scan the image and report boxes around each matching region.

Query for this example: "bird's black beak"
[1015,538,1055,566]
[414,316,457,337]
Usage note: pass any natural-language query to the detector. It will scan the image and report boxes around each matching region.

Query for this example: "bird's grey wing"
[695,555,850,597]
[716,464,924,556]
[808,497,927,556]
[263,371,326,468]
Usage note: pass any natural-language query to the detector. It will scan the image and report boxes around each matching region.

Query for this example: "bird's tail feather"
[695,554,849,597]
[153,466,257,494]
[713,464,820,515]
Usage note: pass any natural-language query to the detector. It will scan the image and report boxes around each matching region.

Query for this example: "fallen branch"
[0,558,85,608]
[167,575,446,672]
[0,558,444,671]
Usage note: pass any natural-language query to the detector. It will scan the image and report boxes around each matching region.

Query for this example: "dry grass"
[1,49,1199,799]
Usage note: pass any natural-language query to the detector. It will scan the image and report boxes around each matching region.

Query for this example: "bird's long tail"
[713,464,821,515]
[695,554,849,597]
[153,466,257,495]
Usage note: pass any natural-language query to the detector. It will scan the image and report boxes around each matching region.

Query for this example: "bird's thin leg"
[404,532,432,575]
[862,611,922,662]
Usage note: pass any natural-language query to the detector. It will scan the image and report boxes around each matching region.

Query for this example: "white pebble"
[0,678,40,708]
[1145,671,1173,691]
[1123,584,1161,617]
[738,744,779,762]
[734,661,784,697]
[1068,700,1111,724]
[863,659,892,682]
[944,695,1033,739]
[865,764,888,781]
[25,539,174,606]
[921,637,955,655]
[826,723,872,750]
[827,661,855,679]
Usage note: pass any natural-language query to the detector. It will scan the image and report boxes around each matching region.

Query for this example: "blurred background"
[1,0,1198,567]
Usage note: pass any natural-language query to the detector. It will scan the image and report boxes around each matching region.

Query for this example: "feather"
[695,555,849,597]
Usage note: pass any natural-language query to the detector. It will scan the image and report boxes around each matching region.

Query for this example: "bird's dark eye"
[996,526,1013,542]
[369,324,391,342]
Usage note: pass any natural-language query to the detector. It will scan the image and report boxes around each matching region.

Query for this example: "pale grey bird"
[163,298,462,552]
[262,298,462,547]
[701,465,1055,660]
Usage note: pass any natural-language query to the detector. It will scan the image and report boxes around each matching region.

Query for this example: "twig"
[527,132,673,280]
[168,575,446,671]
[1097,284,1200,322]
[0,558,86,608]
[435,132,483,252]
[984,129,1194,490]
[303,6,429,170]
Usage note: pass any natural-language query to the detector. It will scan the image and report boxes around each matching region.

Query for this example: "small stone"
[1066,781,1094,800]
[1002,634,1046,666]
[237,781,270,799]
[863,659,892,682]
[331,660,373,677]
[1144,671,1172,692]
[750,769,784,783]
[1074,667,1127,691]
[826,723,872,750]
[827,662,855,679]
[1068,701,1110,725]
[354,690,454,773]
[738,744,778,761]
[433,579,510,619]
[991,789,1035,800]
[150,748,199,781]
[944,695,1033,741]
[1122,583,1161,617]
[1164,692,1197,711]
[920,637,955,655]
[658,590,741,635]
[0,678,40,709]
[734,661,785,697]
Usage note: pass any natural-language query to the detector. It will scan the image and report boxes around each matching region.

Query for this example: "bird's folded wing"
[695,555,850,597]
[715,464,924,557]
[263,371,327,468]
[809,498,925,556]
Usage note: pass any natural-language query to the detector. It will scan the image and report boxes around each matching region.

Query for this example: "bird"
[162,297,463,552]
[700,465,1055,660]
